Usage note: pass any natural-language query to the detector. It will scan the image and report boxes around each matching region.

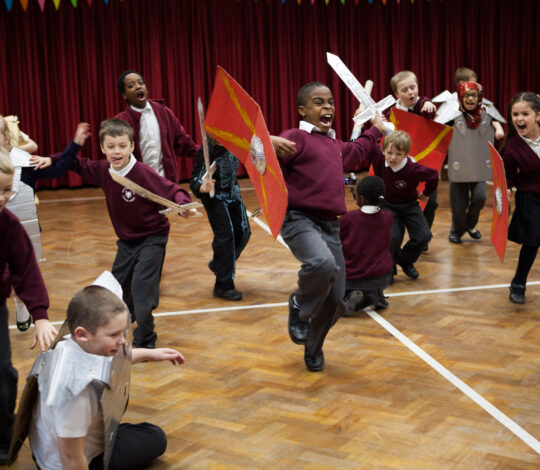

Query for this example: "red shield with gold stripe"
[488,142,508,262]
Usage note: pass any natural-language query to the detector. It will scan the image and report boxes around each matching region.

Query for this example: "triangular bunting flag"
[4,0,14,11]
[204,66,288,239]
[19,0,28,11]
[70,0,77,6]
[37,0,45,10]
[53,0,60,9]
[488,142,508,262]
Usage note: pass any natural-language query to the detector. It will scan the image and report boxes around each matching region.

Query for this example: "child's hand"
[74,122,91,146]
[370,113,386,134]
[421,100,437,114]
[270,136,296,158]
[492,121,505,140]
[137,347,185,365]
[180,208,201,218]
[31,319,58,351]
[418,192,429,202]
[29,155,52,170]
[200,178,215,194]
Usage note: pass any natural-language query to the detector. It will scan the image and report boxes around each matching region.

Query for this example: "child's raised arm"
[73,122,91,147]
[132,347,185,365]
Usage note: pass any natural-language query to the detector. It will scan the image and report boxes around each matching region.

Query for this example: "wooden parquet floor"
[6,176,540,469]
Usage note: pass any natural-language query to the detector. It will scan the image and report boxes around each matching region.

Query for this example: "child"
[69,118,198,349]
[387,70,437,119]
[340,176,393,315]
[190,138,251,301]
[446,81,501,243]
[2,115,38,154]
[115,70,199,183]
[502,92,540,304]
[434,67,505,138]
[27,281,184,469]
[0,149,57,465]
[365,131,438,280]
[1,117,91,329]
[278,81,386,372]
[387,71,438,249]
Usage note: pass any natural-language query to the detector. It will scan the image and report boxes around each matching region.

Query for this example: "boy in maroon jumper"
[0,149,57,465]
[70,118,198,348]
[279,82,386,372]
[366,131,438,280]
[116,70,199,183]
[386,70,438,250]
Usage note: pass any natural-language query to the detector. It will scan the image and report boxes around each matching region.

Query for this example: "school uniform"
[190,142,250,293]
[0,208,49,453]
[340,207,393,306]
[367,148,438,267]
[116,99,199,183]
[70,155,192,348]
[279,122,382,360]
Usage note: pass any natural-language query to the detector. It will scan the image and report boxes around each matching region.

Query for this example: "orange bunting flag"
[19,0,28,10]
[389,108,453,210]
[488,142,508,262]
[204,66,288,239]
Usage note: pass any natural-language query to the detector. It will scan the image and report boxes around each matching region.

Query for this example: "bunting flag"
[20,0,28,10]
[70,0,76,6]
[4,0,13,11]
[53,0,60,9]
[204,66,288,239]
[488,142,508,262]
[37,0,45,10]
[388,108,453,210]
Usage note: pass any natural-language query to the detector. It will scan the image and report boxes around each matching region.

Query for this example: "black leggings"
[512,245,539,286]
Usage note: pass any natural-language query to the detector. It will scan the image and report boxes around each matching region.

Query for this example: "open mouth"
[136,91,146,100]
[516,123,527,131]
[319,114,333,126]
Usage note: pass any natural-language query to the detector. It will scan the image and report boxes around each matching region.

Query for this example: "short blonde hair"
[382,130,411,155]
[454,67,477,86]
[0,147,14,175]
[390,71,417,94]
[0,116,13,151]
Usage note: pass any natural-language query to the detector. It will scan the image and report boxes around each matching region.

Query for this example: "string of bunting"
[3,0,441,12]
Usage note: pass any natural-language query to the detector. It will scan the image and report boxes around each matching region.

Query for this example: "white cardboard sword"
[326,52,396,127]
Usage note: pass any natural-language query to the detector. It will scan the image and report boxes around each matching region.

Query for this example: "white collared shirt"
[396,97,419,112]
[361,205,380,214]
[299,120,337,140]
[130,102,164,176]
[384,155,411,172]
[109,154,137,177]
[520,134,540,159]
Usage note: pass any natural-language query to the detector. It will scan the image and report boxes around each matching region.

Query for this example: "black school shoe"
[399,263,419,279]
[288,294,309,344]
[509,284,526,304]
[467,229,482,239]
[0,445,9,466]
[213,287,243,301]
[304,347,324,372]
[449,233,461,244]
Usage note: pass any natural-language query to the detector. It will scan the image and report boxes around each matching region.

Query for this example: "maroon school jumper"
[279,126,382,219]
[70,156,192,240]
[503,135,540,194]
[384,96,435,120]
[116,99,199,183]
[340,208,394,280]
[0,208,49,320]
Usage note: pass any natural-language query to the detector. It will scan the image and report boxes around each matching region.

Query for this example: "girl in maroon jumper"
[502,92,540,304]
[340,176,393,316]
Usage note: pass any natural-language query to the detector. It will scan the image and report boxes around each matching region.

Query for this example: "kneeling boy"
[28,282,184,469]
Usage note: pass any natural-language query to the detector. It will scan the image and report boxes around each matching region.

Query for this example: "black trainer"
[467,229,482,239]
[288,294,308,344]
[304,347,324,372]
[399,263,419,279]
[213,287,243,301]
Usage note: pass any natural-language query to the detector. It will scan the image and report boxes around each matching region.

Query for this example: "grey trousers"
[449,181,487,236]
[280,210,345,356]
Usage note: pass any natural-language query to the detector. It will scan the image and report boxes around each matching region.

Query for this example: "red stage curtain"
[0,0,537,188]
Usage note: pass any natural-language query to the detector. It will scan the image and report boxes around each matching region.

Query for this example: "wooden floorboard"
[6,176,540,469]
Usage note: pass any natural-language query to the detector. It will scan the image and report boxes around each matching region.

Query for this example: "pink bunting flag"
[37,0,45,10]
